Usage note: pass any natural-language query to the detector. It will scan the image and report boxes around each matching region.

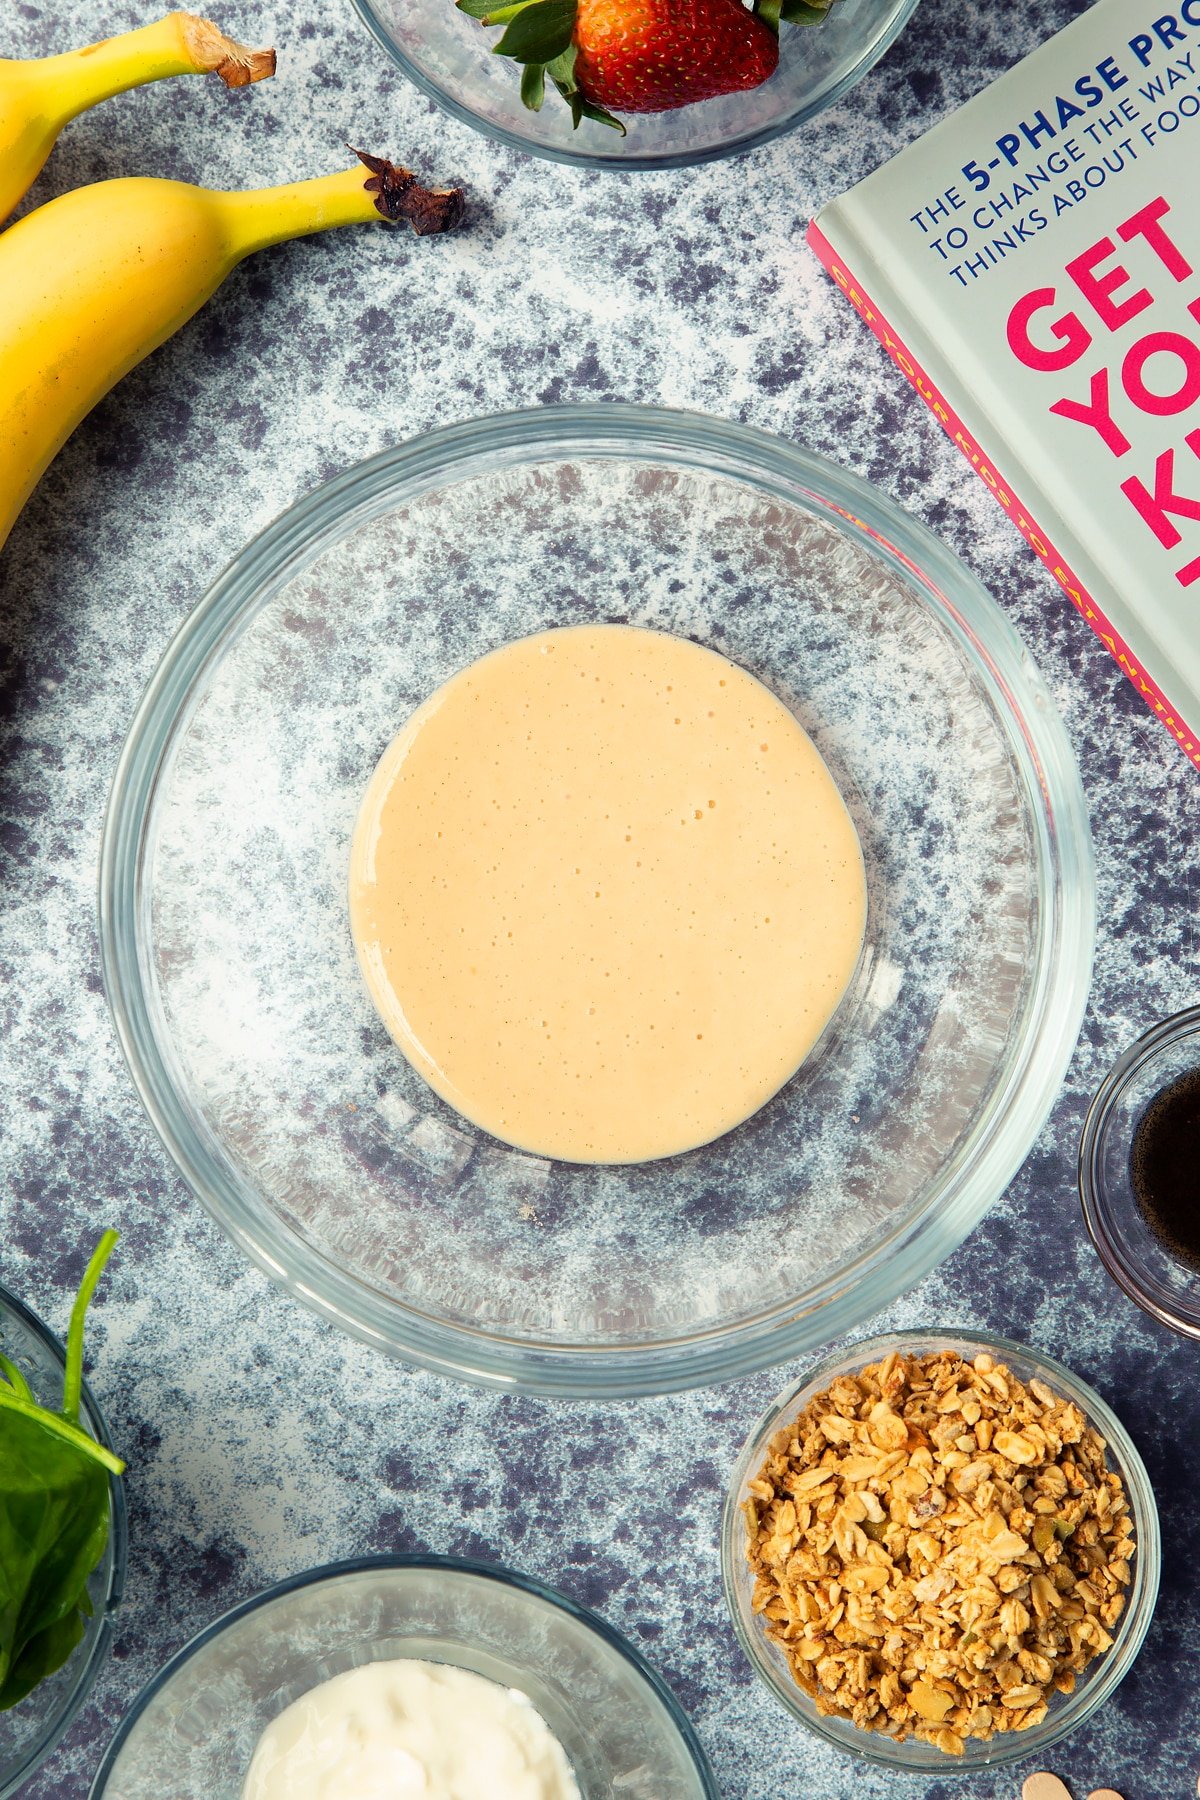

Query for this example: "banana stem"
[31,11,275,121]
[222,152,466,257]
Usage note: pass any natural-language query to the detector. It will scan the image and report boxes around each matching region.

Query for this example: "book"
[810,0,1200,768]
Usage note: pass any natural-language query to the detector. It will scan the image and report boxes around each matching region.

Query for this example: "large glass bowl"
[721,1330,1160,1773]
[99,404,1094,1397]
[0,1282,127,1800]
[349,0,920,169]
[89,1555,717,1799]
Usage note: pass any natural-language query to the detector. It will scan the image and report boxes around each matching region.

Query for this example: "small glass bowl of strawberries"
[352,0,921,169]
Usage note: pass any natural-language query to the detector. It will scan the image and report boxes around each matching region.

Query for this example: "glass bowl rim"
[87,1550,719,1799]
[1078,1002,1200,1341]
[346,0,922,172]
[98,401,1095,1398]
[0,1279,129,1800]
[720,1325,1162,1774]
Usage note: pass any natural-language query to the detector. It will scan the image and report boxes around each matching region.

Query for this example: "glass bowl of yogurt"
[88,1555,717,1799]
[99,404,1094,1397]
[0,1281,127,1800]
[348,0,920,171]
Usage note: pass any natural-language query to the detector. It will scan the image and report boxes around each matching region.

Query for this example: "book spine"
[807,219,1200,770]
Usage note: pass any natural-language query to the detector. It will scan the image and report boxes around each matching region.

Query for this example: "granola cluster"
[743,1348,1135,1754]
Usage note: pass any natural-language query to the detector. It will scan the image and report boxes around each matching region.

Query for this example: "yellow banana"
[0,12,275,225]
[0,153,465,552]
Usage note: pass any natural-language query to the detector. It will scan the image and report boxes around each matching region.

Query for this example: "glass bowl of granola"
[721,1331,1160,1771]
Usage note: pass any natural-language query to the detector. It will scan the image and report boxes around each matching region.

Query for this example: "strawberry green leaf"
[492,0,577,62]
[546,43,579,90]
[575,94,626,131]
[779,0,835,19]
[575,94,625,132]
[552,77,626,133]
[462,0,622,130]
[521,60,547,108]
[456,0,528,17]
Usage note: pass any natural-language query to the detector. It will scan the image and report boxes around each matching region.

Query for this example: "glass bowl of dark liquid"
[1080,1005,1200,1338]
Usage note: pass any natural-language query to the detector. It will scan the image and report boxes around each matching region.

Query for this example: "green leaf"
[545,43,579,90]
[573,94,627,133]
[0,1410,112,1709]
[0,1233,123,1711]
[545,42,625,131]
[778,0,835,20]
[553,78,626,132]
[0,1388,123,1477]
[1,1607,85,1710]
[63,1231,118,1426]
[490,1,542,20]
[0,1354,32,1404]
[456,0,519,17]
[521,61,547,109]
[493,0,576,63]
[462,0,623,129]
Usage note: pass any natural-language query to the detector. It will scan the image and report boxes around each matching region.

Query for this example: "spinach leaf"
[0,1233,123,1710]
[3,1609,87,1710]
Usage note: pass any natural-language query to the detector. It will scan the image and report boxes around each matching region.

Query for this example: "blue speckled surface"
[1,0,1198,1795]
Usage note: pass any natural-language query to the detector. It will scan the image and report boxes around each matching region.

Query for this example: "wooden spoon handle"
[1023,1779,1073,1800]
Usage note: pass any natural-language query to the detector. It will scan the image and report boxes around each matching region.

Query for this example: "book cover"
[810,0,1200,767]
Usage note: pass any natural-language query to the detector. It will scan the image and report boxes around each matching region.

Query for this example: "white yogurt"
[241,1658,583,1800]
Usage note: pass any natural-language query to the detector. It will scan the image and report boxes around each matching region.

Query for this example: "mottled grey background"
[1,0,1197,1796]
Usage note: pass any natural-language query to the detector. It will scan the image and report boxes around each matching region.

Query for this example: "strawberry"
[457,0,829,130]
[571,0,778,115]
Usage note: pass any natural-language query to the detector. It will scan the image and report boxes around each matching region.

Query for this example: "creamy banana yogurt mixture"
[349,624,867,1164]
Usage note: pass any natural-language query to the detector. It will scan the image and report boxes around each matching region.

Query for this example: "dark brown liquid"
[1130,1065,1200,1271]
